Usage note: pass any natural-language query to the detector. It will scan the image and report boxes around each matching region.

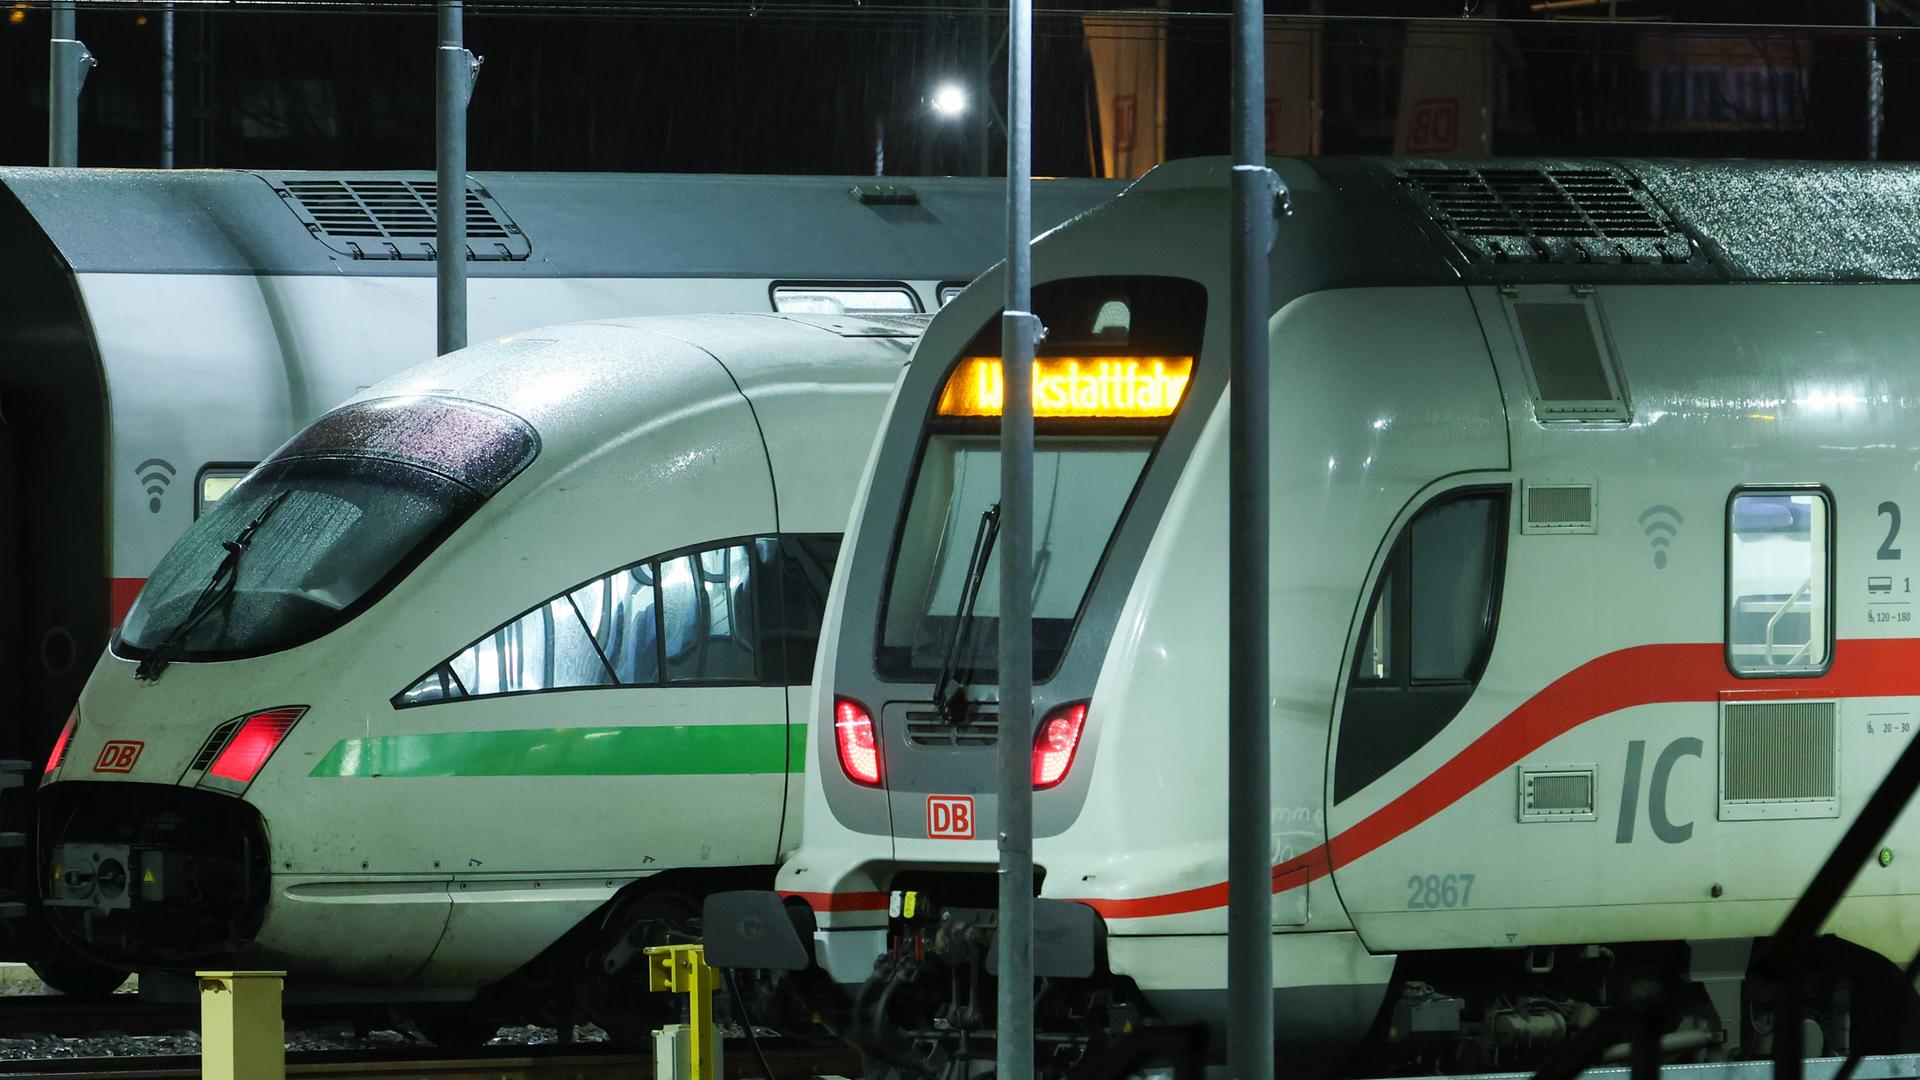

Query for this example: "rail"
[1764,577,1815,666]
[0,1041,856,1079]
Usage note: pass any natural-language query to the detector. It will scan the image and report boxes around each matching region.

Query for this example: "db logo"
[1407,97,1461,154]
[93,740,143,774]
[927,795,975,840]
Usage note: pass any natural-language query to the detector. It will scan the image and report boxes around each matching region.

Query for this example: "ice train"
[710,157,1920,1073]
[41,312,920,1039]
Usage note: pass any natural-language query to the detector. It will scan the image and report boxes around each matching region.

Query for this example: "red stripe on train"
[1070,638,1920,920]
[110,578,147,625]
[781,889,890,912]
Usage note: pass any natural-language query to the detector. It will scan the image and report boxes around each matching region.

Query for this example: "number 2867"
[1407,873,1475,909]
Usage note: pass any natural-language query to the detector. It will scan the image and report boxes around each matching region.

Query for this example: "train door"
[1332,486,1511,805]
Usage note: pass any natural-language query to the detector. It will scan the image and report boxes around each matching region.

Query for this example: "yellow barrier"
[645,943,719,1080]
[198,970,285,1080]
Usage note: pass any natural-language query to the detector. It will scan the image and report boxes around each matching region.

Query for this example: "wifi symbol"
[136,458,176,514]
[1639,504,1685,570]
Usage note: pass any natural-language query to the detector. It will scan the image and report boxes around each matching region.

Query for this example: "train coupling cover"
[701,891,815,971]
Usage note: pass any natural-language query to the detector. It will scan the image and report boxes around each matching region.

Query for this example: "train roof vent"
[1401,165,1696,266]
[266,176,531,262]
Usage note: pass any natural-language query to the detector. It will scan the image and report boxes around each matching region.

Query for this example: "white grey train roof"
[0,168,1119,278]
[351,311,923,453]
[1131,157,1920,285]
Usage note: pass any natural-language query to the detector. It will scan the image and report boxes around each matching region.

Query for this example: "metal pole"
[161,3,176,169]
[1866,1,1882,162]
[1228,0,1276,1073]
[436,1,479,355]
[994,0,1037,1069]
[48,1,95,167]
[975,0,992,176]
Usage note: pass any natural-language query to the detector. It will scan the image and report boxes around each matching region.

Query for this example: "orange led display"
[936,356,1194,419]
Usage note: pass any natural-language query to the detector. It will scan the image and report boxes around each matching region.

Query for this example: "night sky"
[0,0,1913,175]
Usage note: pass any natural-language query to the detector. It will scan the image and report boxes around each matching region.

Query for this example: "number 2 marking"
[1880,501,1903,560]
[1406,873,1475,909]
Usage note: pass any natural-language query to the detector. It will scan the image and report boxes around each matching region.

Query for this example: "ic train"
[43,312,915,1041]
[0,168,1116,988]
[709,157,1920,1073]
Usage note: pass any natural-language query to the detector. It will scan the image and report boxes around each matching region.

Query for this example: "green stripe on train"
[310,723,810,778]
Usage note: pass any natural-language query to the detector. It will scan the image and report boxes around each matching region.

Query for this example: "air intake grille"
[268,177,530,261]
[188,718,242,773]
[1518,765,1597,821]
[1401,166,1695,265]
[905,711,998,748]
[1720,699,1838,819]
[1523,483,1595,534]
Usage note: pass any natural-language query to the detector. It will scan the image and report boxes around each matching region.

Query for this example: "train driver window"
[1334,489,1509,803]
[1726,490,1831,676]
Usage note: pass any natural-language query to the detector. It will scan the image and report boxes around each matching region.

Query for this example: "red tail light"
[44,711,77,777]
[206,707,306,785]
[834,696,882,786]
[1032,701,1089,789]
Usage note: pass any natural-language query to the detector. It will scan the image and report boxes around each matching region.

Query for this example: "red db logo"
[93,740,143,774]
[927,795,975,840]
[1407,97,1461,154]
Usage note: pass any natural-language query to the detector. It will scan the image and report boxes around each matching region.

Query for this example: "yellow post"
[645,943,720,1080]
[198,970,285,1080]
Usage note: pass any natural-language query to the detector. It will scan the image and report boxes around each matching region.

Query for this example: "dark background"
[0,0,1912,175]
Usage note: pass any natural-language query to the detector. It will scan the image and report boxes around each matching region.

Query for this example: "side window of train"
[763,535,843,685]
[1334,489,1510,803]
[395,537,778,707]
[1726,489,1832,677]
[195,465,256,518]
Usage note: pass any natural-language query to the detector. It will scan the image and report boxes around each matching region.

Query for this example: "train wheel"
[28,941,130,998]
[410,1004,502,1049]
[577,889,700,1044]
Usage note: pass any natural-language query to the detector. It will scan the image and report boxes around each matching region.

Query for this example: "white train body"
[759,157,1920,1070]
[0,168,1119,782]
[40,314,920,1016]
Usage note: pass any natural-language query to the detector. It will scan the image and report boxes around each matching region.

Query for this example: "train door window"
[1727,490,1831,676]
[195,465,255,518]
[758,535,842,686]
[571,565,662,685]
[662,543,760,683]
[1335,489,1509,803]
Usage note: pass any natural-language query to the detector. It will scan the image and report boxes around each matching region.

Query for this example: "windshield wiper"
[134,489,292,683]
[931,502,1001,725]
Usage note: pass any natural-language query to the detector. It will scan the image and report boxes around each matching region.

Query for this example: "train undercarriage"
[757,884,1920,1078]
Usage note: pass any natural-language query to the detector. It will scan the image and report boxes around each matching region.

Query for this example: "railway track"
[0,1040,859,1078]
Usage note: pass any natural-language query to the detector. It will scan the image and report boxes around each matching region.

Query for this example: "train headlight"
[200,706,306,791]
[1032,701,1089,790]
[834,696,882,787]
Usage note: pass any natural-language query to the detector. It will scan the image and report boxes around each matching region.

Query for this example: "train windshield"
[119,397,538,663]
[875,276,1206,683]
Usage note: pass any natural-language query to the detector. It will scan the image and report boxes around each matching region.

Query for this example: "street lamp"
[930,81,968,119]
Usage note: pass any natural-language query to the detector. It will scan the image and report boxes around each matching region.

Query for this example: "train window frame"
[393,532,842,709]
[194,463,258,519]
[769,281,923,316]
[870,275,1209,687]
[1335,485,1512,803]
[937,281,969,306]
[1724,485,1835,680]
